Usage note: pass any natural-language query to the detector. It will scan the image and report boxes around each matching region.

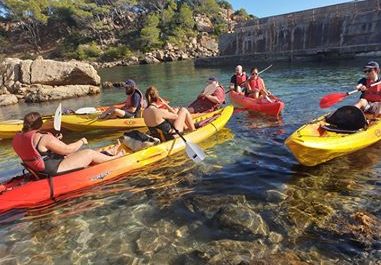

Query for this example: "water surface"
[0,60,380,264]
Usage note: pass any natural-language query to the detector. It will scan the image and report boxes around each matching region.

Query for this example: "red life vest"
[235,73,247,86]
[247,76,265,91]
[124,88,147,110]
[12,130,45,172]
[363,78,381,102]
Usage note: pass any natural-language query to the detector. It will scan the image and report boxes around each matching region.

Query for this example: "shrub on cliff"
[76,42,102,61]
[101,46,133,62]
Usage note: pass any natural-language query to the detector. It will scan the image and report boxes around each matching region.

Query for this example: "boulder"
[154,50,165,61]
[141,55,160,64]
[198,35,218,51]
[20,59,33,84]
[0,94,18,106]
[30,59,101,86]
[25,84,100,103]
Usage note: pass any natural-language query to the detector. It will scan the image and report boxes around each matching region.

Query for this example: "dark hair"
[145,86,160,105]
[250,67,258,74]
[22,112,43,132]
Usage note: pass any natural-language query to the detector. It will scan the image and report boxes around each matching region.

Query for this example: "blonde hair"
[145,86,160,105]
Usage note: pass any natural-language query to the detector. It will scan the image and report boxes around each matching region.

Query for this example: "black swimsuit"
[36,135,64,176]
[147,104,175,142]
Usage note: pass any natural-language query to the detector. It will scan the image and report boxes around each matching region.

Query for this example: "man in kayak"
[245,67,271,99]
[12,112,124,176]
[354,61,381,115]
[229,65,248,93]
[99,79,146,119]
[188,77,225,113]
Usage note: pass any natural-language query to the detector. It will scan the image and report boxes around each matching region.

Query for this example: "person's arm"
[356,78,367,91]
[259,78,270,95]
[205,87,224,104]
[44,134,86,156]
[159,109,178,120]
[124,93,140,113]
[159,97,177,113]
[229,75,236,90]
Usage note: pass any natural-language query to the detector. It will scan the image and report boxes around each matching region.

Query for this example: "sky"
[230,0,354,18]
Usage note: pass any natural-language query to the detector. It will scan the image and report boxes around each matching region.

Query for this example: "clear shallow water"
[0,60,380,264]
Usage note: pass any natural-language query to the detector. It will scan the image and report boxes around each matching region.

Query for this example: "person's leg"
[355,98,368,109]
[183,108,196,131]
[57,149,118,173]
[188,107,195,113]
[173,108,195,132]
[113,109,127,118]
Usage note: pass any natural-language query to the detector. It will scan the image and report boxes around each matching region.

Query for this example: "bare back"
[143,105,177,127]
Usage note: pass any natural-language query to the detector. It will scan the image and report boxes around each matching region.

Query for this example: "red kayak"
[230,91,284,117]
[0,106,233,214]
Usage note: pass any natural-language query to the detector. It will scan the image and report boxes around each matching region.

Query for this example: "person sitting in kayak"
[143,86,195,141]
[245,67,271,99]
[99,79,146,119]
[12,112,124,176]
[188,77,225,113]
[229,65,248,93]
[354,61,381,116]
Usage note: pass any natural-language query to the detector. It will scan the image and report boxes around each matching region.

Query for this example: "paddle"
[169,123,206,163]
[226,64,273,94]
[319,80,381,109]
[75,107,98,114]
[54,103,62,131]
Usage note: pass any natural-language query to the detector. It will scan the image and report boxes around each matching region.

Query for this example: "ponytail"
[145,86,160,105]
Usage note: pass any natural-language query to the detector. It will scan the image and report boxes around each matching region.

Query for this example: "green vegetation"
[0,0,253,60]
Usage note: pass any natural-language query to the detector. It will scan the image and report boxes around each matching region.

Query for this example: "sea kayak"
[230,91,284,117]
[0,105,233,213]
[285,114,381,166]
[0,104,124,139]
[61,112,206,132]
[0,118,54,140]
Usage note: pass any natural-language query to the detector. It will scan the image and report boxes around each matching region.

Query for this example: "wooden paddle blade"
[185,141,206,163]
[54,103,62,131]
[319,92,347,109]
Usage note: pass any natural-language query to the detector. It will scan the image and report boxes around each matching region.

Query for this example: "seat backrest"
[325,105,367,131]
[21,162,48,180]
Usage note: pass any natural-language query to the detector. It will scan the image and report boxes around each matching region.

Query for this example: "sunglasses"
[363,69,373,73]
[251,72,258,75]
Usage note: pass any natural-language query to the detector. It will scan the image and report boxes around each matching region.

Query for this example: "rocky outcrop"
[0,57,101,106]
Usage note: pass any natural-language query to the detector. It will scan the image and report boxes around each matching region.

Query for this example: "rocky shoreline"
[0,57,101,107]
[90,34,218,69]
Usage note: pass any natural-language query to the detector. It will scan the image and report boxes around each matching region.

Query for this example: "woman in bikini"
[143,86,195,141]
[12,112,124,176]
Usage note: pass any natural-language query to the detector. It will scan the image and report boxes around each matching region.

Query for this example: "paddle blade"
[185,141,206,163]
[54,103,62,131]
[319,92,347,109]
[75,107,98,114]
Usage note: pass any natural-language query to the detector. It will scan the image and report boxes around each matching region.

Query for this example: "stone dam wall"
[195,0,381,66]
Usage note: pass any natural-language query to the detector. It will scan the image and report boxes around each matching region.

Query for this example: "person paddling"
[12,112,124,176]
[188,77,225,113]
[99,79,146,119]
[143,86,195,141]
[245,67,271,99]
[354,61,381,116]
[229,65,248,93]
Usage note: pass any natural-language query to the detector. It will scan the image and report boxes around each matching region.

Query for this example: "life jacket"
[247,76,265,91]
[124,88,147,113]
[235,73,247,86]
[363,78,381,102]
[12,130,45,172]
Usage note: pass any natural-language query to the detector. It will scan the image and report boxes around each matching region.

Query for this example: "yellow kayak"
[0,118,54,140]
[285,114,381,166]
[61,112,212,132]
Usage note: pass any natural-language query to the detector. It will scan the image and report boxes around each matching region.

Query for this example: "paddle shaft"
[346,80,381,95]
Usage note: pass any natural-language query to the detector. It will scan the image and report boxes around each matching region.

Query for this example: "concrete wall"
[196,0,381,66]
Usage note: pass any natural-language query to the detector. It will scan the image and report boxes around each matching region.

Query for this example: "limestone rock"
[199,35,218,51]
[25,84,100,103]
[30,59,100,86]
[20,59,33,84]
[0,94,18,106]
[141,55,160,64]
[195,15,214,33]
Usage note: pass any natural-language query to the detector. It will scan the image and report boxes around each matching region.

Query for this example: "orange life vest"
[12,130,45,172]
[235,73,247,86]
[247,76,265,91]
[363,78,381,102]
